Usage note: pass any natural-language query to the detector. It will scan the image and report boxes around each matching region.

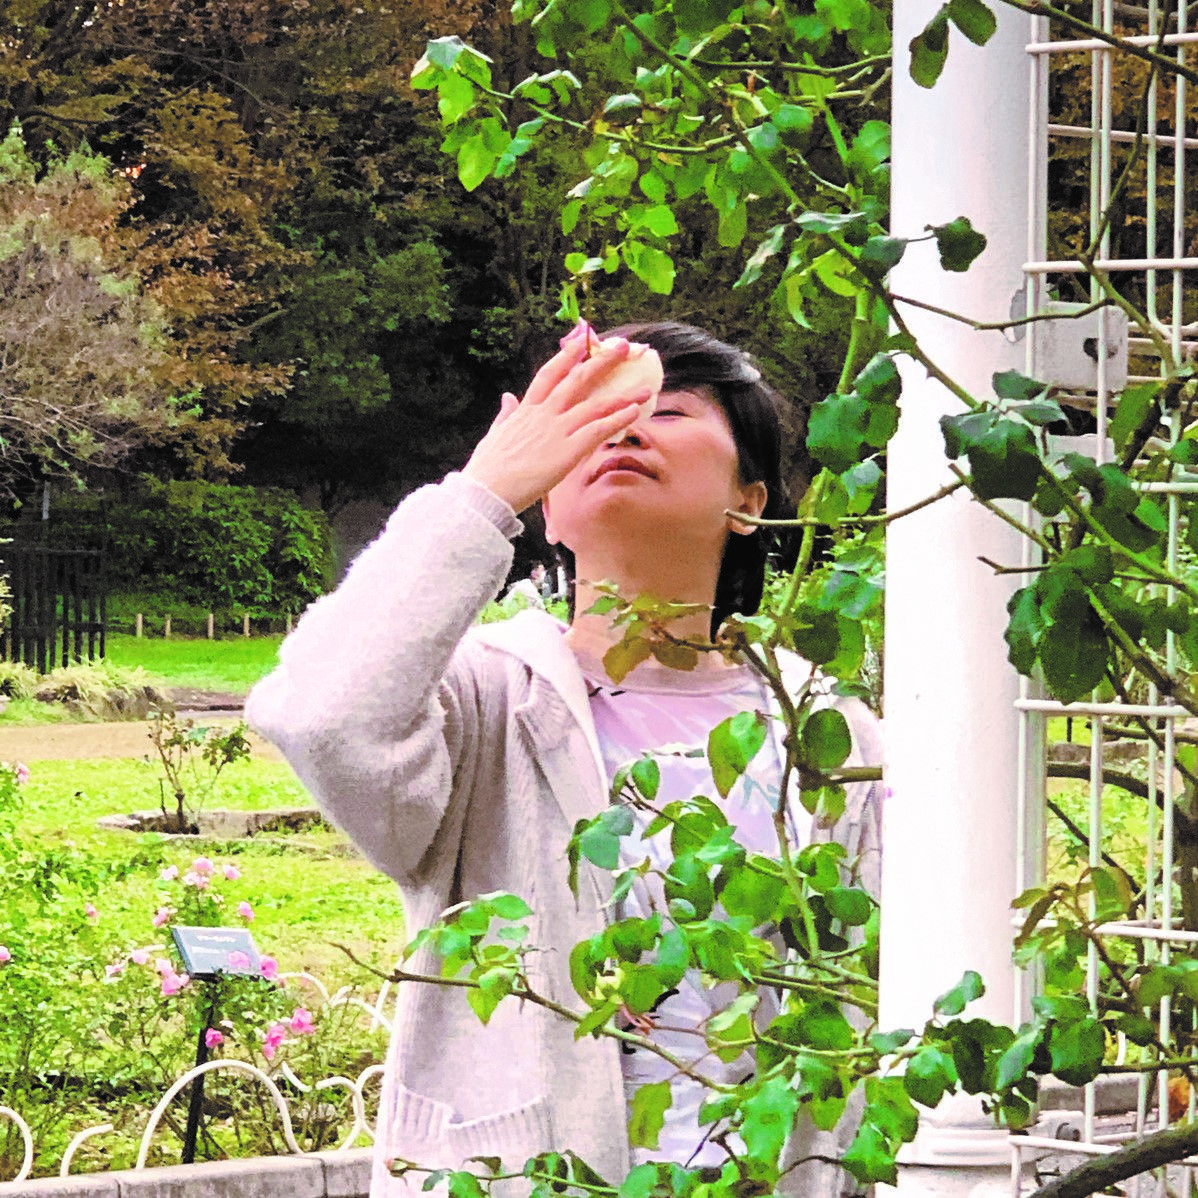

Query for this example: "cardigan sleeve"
[244,473,522,883]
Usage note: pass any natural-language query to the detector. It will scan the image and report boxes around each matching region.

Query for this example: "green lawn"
[103,632,284,694]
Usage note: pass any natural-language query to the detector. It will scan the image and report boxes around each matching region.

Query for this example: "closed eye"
[653,408,686,418]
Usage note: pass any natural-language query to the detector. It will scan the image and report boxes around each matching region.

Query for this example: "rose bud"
[581,324,663,420]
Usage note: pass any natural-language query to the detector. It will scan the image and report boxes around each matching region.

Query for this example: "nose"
[606,423,647,449]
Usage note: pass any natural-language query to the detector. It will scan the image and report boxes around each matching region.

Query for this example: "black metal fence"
[1,543,107,672]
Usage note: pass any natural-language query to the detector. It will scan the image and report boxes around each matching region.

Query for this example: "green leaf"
[622,241,676,294]
[457,127,505,191]
[933,216,987,272]
[630,756,660,801]
[1110,381,1159,453]
[1038,599,1107,704]
[603,93,642,115]
[437,73,476,124]
[736,224,786,289]
[574,998,621,1038]
[994,1024,1041,1090]
[1048,1017,1105,1086]
[740,1076,801,1164]
[799,999,855,1050]
[654,927,690,987]
[934,970,985,1016]
[708,710,769,797]
[410,56,444,90]
[825,886,872,926]
[603,635,652,683]
[483,892,532,920]
[904,1046,957,1107]
[717,199,748,248]
[993,369,1048,401]
[446,1171,488,1198]
[858,236,907,278]
[800,707,853,771]
[635,204,679,237]
[426,35,469,70]
[947,0,997,42]
[853,354,902,405]
[871,1028,916,1054]
[720,861,786,923]
[808,393,871,474]
[796,210,871,244]
[842,1122,898,1186]
[773,104,814,147]
[909,6,950,87]
[577,806,634,870]
[940,411,1042,501]
[627,1081,670,1147]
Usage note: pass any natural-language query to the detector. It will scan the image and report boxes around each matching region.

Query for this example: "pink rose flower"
[261,1022,287,1061]
[288,1007,316,1035]
[84,903,98,922]
[152,907,173,928]
[161,971,189,996]
[191,856,214,876]
[130,949,150,966]
[222,864,241,881]
[14,763,29,785]
[204,1028,224,1049]
[237,901,254,922]
[105,962,124,979]
[155,958,174,976]
[159,865,179,882]
[259,956,278,981]
[0,945,13,964]
[182,871,209,891]
[226,950,251,971]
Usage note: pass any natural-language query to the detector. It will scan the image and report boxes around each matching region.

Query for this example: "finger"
[523,326,592,406]
[543,339,634,413]
[566,400,643,452]
[494,391,519,425]
[562,387,651,436]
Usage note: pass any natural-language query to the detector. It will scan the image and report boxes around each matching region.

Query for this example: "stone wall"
[5,1149,371,1198]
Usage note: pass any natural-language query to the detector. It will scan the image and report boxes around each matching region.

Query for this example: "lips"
[589,455,657,483]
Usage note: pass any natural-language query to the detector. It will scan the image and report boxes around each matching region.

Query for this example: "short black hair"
[554,321,795,634]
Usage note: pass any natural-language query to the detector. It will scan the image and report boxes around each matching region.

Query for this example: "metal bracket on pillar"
[1031,302,1129,391]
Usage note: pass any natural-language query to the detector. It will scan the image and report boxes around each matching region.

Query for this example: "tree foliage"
[0,125,179,494]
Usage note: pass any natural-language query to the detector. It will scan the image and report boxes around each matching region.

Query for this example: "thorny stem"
[333,945,732,1092]
[946,465,1056,553]
[891,293,1112,333]
[729,478,966,529]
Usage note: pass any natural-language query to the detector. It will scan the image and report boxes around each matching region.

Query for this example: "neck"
[564,542,725,669]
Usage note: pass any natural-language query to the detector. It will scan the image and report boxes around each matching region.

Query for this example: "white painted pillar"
[880,0,1035,1192]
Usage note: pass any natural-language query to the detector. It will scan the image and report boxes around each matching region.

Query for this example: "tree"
[0,124,179,495]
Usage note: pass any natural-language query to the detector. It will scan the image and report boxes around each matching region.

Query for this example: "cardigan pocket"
[388,1081,555,1170]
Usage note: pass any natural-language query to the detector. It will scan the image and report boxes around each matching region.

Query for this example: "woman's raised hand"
[462,323,652,513]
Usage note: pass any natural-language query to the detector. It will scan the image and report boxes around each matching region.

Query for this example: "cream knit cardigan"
[247,473,882,1198]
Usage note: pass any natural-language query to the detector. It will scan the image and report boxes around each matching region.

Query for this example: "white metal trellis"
[1012,4,1198,1191]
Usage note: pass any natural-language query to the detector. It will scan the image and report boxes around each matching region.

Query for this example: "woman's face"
[542,386,766,565]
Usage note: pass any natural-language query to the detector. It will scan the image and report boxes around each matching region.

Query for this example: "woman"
[246,321,882,1197]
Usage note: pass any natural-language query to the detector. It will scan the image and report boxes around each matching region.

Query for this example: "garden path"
[0,690,283,761]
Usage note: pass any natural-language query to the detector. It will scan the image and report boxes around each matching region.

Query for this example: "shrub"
[0,661,37,700]
[28,482,334,619]
[33,661,165,720]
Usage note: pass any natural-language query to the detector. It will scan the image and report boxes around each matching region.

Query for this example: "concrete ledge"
[0,1150,373,1198]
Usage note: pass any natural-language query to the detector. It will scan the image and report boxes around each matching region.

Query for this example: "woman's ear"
[727,480,768,536]
[541,494,559,545]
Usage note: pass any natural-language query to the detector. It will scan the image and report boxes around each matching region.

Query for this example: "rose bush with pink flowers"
[0,794,389,1180]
